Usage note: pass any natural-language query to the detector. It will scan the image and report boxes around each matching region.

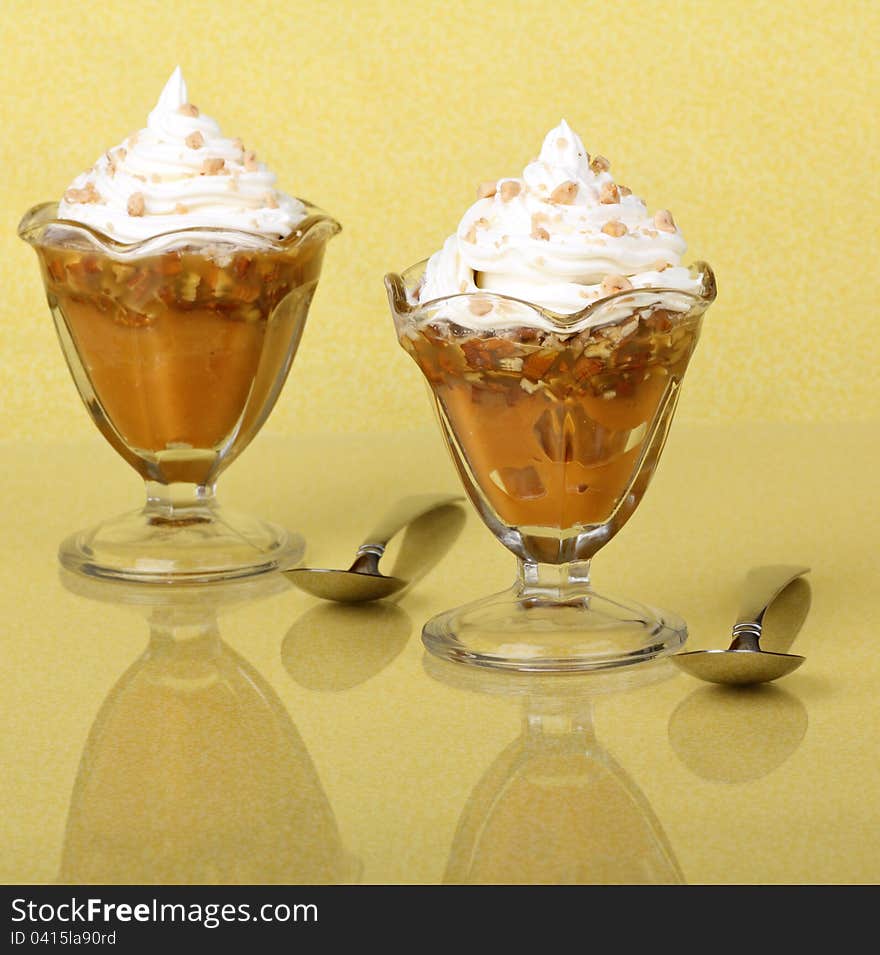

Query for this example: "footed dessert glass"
[386,261,716,671]
[20,202,339,583]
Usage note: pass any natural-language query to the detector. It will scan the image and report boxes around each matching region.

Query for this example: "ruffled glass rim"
[18,200,341,255]
[385,258,716,331]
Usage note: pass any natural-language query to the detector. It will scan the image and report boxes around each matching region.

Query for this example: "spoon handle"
[730,564,811,650]
[352,493,463,566]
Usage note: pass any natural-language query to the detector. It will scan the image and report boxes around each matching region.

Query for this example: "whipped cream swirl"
[419,120,702,326]
[57,67,306,251]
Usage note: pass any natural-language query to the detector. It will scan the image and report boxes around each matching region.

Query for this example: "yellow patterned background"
[1,0,877,441]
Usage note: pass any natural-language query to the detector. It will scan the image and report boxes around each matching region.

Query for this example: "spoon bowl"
[673,647,804,685]
[673,565,811,686]
[287,567,406,603]
[284,494,463,604]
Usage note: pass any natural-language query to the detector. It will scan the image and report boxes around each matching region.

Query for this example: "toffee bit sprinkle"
[601,219,627,237]
[469,298,493,316]
[654,209,676,232]
[500,180,521,202]
[463,224,477,243]
[652,259,670,272]
[200,157,226,175]
[64,182,100,204]
[185,131,205,149]
[590,155,610,174]
[619,184,632,196]
[127,192,146,217]
[549,181,578,205]
[531,225,550,241]
[174,203,189,215]
[243,150,259,171]
[477,180,497,199]
[599,182,620,204]
[600,273,633,295]
[178,103,200,117]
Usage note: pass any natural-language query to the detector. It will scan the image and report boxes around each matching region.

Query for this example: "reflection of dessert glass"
[18,69,339,583]
[424,656,683,884]
[57,572,356,884]
[387,121,716,671]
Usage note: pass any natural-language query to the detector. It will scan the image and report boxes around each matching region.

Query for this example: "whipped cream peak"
[154,65,188,113]
[536,119,591,181]
[418,120,702,327]
[57,67,306,252]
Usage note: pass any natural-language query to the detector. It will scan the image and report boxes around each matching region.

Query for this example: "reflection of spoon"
[669,684,808,782]
[284,494,463,603]
[673,566,811,685]
[282,602,412,691]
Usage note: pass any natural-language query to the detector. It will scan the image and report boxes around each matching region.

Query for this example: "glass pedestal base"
[59,499,304,584]
[422,562,687,672]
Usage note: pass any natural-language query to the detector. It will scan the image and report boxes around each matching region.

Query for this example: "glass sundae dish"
[387,121,716,671]
[19,68,339,583]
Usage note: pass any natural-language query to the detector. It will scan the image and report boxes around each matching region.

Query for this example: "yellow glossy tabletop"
[1,421,877,885]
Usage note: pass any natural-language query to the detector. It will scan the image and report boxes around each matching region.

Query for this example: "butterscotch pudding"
[402,303,700,534]
[19,67,339,581]
[37,236,324,485]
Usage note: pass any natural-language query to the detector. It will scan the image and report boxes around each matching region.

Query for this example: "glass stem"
[516,558,592,601]
[525,704,597,751]
[144,480,217,521]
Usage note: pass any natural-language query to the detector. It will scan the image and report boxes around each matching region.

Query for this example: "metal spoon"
[672,565,811,685]
[283,493,462,603]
